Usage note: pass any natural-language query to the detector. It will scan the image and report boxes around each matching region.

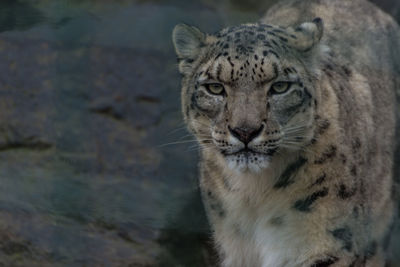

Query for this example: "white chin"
[225,153,271,173]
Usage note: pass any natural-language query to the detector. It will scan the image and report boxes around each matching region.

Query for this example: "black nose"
[229,125,264,145]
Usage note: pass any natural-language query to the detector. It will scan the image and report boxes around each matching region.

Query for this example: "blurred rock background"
[0,0,398,266]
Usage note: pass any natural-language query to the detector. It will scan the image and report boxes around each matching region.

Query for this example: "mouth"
[232,148,254,155]
[222,147,277,172]
[224,147,277,157]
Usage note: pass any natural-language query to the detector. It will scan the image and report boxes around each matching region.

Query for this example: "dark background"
[0,0,399,266]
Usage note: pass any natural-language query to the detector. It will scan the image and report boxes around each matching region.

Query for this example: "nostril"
[229,125,264,144]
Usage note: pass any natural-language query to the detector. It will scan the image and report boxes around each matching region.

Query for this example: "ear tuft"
[172,24,205,60]
[290,17,324,52]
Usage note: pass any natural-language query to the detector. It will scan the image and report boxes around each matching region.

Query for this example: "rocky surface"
[0,0,398,266]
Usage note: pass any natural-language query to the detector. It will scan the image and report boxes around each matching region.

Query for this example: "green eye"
[205,83,225,95]
[271,82,291,94]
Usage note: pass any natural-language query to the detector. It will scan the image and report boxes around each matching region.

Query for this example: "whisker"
[178,133,210,140]
[166,123,188,135]
[194,144,215,151]
[178,134,194,140]
[283,137,307,142]
[158,139,213,147]
[283,125,309,133]
[283,119,310,127]
[158,140,199,147]
[283,131,307,138]
[186,143,215,152]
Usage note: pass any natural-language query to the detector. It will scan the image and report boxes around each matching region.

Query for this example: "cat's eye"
[204,83,225,95]
[270,82,291,94]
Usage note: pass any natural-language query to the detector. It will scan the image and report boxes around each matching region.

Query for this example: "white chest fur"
[217,201,314,267]
[213,169,317,267]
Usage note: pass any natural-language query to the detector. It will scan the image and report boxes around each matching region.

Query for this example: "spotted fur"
[172,0,400,266]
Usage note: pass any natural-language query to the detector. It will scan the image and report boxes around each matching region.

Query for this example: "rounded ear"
[288,17,323,52]
[172,24,205,60]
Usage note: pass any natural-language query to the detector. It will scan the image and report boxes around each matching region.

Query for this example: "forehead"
[213,23,294,59]
[198,24,299,87]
